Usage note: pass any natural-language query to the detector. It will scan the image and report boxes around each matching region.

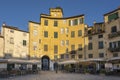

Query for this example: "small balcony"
[87,30,105,36]
[108,31,120,38]
[70,50,77,54]
[108,47,120,52]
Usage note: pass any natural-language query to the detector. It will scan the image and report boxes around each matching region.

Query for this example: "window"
[118,41,120,47]
[61,54,64,59]
[113,42,117,48]
[109,42,112,48]
[61,28,64,34]
[54,21,58,27]
[33,30,38,36]
[44,20,48,26]
[54,32,58,38]
[78,30,82,37]
[71,45,75,50]
[99,53,104,58]
[71,31,75,38]
[10,37,14,44]
[65,28,69,34]
[88,54,93,58]
[111,26,117,33]
[23,40,26,46]
[79,18,84,24]
[61,40,64,46]
[109,41,120,48]
[97,26,102,32]
[74,19,78,25]
[88,36,92,40]
[44,45,48,51]
[88,43,92,50]
[113,53,118,57]
[99,41,104,49]
[66,54,69,59]
[69,20,71,26]
[66,40,69,46]
[78,44,82,51]
[78,55,82,59]
[44,31,48,37]
[54,45,58,54]
[98,35,103,38]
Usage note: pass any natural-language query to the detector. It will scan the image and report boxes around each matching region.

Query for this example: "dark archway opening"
[42,55,50,70]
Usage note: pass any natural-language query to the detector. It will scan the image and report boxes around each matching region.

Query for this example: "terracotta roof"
[3,25,29,33]
[40,14,84,19]
[104,7,120,16]
[29,21,40,24]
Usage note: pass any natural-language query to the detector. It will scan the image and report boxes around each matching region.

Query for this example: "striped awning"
[0,59,41,64]
[58,60,78,64]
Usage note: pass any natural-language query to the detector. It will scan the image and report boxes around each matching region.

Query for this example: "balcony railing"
[70,50,77,54]
[108,47,120,52]
[108,31,120,38]
[87,30,105,36]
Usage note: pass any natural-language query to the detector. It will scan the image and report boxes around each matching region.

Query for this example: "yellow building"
[29,7,85,70]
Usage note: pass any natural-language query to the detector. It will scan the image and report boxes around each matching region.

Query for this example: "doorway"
[42,55,50,70]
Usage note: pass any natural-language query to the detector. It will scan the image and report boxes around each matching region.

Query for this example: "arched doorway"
[42,55,50,70]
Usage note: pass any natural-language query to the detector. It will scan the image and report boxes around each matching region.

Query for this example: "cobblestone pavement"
[1,71,120,80]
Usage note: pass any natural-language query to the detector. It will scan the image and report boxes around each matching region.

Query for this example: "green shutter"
[54,32,58,38]
[74,19,78,25]
[23,40,26,46]
[54,21,58,27]
[69,20,71,26]
[78,30,82,37]
[44,31,48,37]
[108,12,118,21]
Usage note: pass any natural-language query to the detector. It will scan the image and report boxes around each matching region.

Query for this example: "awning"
[58,60,78,64]
[108,57,120,61]
[0,59,41,64]
[79,58,105,62]
[28,60,41,64]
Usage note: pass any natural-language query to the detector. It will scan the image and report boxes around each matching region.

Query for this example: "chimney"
[2,22,6,26]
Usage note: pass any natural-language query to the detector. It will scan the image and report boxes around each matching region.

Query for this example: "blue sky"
[0,0,120,31]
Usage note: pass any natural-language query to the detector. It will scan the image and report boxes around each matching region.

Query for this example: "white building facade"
[1,25,29,59]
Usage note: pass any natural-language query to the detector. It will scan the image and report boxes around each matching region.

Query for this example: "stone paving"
[1,71,120,80]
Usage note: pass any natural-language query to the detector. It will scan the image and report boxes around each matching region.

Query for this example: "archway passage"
[42,55,50,70]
